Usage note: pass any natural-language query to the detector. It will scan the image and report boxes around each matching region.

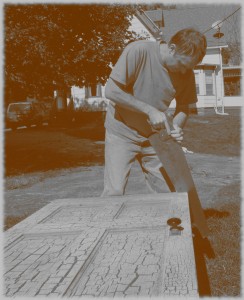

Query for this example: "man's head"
[164,28,207,73]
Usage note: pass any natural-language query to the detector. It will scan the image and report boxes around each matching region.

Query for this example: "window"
[205,70,213,95]
[86,84,102,98]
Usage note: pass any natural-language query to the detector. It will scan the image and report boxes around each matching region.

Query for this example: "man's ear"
[168,43,176,54]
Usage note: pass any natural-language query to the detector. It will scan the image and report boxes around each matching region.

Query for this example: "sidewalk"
[4,153,240,219]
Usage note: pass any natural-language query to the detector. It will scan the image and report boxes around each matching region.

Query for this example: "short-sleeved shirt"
[105,40,197,137]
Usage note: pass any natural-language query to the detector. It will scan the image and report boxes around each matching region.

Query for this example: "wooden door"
[4,193,198,297]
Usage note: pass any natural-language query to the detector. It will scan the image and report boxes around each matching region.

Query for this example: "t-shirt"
[105,40,197,137]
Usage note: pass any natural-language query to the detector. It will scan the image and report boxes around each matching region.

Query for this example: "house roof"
[144,4,241,47]
[145,10,164,22]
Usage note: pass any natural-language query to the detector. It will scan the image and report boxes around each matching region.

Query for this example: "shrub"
[74,98,108,112]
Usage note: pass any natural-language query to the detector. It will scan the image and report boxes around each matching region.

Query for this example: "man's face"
[165,52,199,74]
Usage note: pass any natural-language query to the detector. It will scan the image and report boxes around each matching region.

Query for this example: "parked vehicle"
[6,102,50,130]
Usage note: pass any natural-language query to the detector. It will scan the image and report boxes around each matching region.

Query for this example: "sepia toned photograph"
[1,0,242,298]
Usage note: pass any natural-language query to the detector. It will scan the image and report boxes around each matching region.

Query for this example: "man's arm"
[105,78,171,134]
[166,104,189,142]
[173,104,189,128]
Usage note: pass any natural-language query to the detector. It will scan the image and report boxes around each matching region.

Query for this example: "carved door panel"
[4,193,198,297]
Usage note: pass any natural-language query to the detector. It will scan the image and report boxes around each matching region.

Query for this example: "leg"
[101,130,139,196]
[137,144,173,193]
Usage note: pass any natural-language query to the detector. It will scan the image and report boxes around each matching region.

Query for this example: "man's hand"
[147,108,171,135]
[170,123,184,143]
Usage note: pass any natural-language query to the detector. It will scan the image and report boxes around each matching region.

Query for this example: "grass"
[4,108,240,178]
[186,108,241,296]
[4,215,29,231]
[4,124,105,177]
[207,205,241,296]
[203,183,241,296]
[183,108,241,156]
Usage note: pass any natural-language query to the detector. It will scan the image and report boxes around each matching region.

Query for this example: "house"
[140,4,242,110]
[71,4,242,111]
[71,84,108,110]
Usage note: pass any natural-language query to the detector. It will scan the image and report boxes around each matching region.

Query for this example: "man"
[102,28,207,198]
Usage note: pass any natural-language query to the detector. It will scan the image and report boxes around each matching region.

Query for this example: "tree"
[4,4,136,104]
[221,7,241,65]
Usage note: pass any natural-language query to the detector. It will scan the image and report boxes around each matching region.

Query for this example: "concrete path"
[4,153,240,218]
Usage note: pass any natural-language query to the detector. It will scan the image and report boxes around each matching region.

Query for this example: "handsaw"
[113,106,209,238]
[146,125,210,238]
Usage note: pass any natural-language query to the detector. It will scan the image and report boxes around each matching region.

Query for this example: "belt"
[140,139,151,147]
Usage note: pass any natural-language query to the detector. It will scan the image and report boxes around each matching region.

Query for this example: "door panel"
[4,193,198,297]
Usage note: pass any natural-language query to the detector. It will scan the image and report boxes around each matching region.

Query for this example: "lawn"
[183,108,241,156]
[186,108,241,296]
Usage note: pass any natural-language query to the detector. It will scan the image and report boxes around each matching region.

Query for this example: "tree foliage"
[221,9,241,65]
[4,4,136,101]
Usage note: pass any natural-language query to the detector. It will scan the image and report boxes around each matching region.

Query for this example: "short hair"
[169,28,207,63]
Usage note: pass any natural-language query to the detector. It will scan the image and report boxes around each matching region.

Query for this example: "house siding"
[223,96,243,107]
[128,16,155,40]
